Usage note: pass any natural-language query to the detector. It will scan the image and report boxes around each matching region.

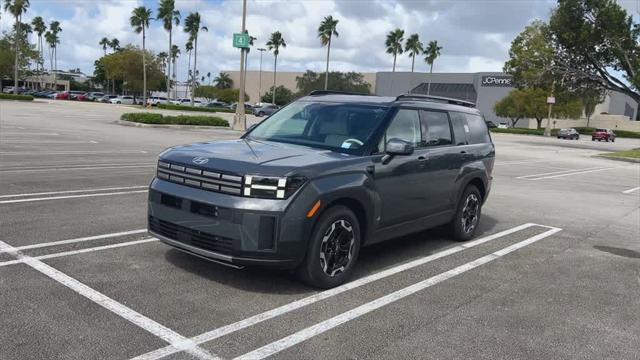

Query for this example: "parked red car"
[591,128,616,142]
[54,91,69,100]
[76,93,88,101]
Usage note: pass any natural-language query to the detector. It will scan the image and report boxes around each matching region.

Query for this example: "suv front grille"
[157,160,243,195]
[149,216,233,254]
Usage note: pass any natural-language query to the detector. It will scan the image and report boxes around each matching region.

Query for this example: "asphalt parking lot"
[1,100,639,360]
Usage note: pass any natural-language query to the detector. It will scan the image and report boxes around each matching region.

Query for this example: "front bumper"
[148,178,314,269]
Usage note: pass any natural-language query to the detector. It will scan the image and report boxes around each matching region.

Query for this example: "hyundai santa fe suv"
[148,91,495,288]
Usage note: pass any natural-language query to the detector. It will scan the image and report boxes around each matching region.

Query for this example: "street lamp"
[233,0,248,131]
[257,47,266,103]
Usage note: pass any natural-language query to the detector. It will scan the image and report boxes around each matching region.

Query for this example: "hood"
[160,139,355,175]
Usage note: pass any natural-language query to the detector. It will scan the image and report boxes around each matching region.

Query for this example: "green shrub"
[120,112,228,126]
[0,93,34,101]
[157,103,218,112]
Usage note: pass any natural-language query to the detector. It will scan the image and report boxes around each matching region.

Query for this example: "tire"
[449,185,482,242]
[117,101,121,104]
[298,206,361,289]
[592,137,595,141]
[612,138,615,142]
[258,111,265,117]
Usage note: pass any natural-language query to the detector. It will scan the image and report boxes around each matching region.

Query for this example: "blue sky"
[1,0,637,82]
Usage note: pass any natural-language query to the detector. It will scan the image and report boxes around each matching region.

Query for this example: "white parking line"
[516,165,631,180]
[0,163,155,173]
[234,225,562,360]
[0,190,149,204]
[0,229,147,254]
[0,239,218,359]
[0,186,148,199]
[1,140,99,144]
[622,186,640,194]
[1,132,59,136]
[0,150,148,155]
[494,159,551,165]
[132,223,544,360]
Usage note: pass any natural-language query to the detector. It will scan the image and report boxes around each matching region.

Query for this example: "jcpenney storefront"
[375,72,516,125]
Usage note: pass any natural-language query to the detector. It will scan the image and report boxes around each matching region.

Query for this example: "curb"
[595,155,640,163]
[114,119,240,131]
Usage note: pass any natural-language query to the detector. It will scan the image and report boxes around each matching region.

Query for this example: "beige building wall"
[224,70,376,104]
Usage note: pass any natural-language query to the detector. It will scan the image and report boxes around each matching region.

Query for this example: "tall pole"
[544,82,555,137]
[257,47,266,103]
[233,0,248,131]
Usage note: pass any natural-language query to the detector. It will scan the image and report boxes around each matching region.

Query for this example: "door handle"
[417,156,427,161]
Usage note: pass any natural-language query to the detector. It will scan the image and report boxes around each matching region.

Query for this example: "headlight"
[243,176,306,199]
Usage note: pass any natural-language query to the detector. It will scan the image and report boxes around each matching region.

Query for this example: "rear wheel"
[449,185,482,241]
[298,206,361,289]
[258,111,265,117]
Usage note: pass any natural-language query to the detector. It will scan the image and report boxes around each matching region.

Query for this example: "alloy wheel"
[461,194,480,234]
[319,219,355,277]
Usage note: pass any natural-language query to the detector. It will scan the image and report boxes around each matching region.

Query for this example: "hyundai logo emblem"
[192,157,209,165]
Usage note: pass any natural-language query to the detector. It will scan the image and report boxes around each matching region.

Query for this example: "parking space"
[1,101,639,359]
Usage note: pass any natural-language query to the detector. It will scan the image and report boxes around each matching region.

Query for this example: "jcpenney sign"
[481,76,513,87]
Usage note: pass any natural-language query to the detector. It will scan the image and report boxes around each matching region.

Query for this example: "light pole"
[233,0,248,131]
[257,47,266,103]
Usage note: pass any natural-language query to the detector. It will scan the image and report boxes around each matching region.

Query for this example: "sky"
[1,0,638,82]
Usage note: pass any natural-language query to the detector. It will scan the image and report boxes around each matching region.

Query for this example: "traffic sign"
[233,33,250,48]
[547,96,556,104]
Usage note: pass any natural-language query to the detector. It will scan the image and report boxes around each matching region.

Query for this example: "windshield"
[246,101,389,152]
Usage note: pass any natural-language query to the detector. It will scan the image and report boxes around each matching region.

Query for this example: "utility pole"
[233,0,248,131]
[257,47,266,103]
[544,82,556,137]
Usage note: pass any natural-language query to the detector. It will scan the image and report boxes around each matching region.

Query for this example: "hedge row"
[121,112,229,126]
[0,93,34,101]
[490,127,640,139]
[157,103,236,113]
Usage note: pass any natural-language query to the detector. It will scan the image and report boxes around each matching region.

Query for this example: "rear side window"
[464,114,491,144]
[420,110,452,146]
[449,112,468,146]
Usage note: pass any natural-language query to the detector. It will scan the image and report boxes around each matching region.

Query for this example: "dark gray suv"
[148,91,495,288]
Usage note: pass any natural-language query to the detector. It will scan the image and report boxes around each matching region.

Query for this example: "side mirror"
[385,138,414,156]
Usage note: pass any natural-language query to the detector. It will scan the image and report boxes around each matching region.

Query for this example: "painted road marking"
[622,186,640,194]
[0,229,147,254]
[234,225,562,360]
[1,140,99,144]
[0,150,149,155]
[0,190,149,204]
[517,165,633,180]
[132,223,546,360]
[1,132,59,136]
[0,240,217,359]
[0,186,148,199]
[494,159,551,165]
[0,163,155,173]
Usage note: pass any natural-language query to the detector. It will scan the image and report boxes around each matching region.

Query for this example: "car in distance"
[557,128,580,140]
[205,101,229,109]
[254,103,280,117]
[497,123,509,129]
[148,91,495,288]
[86,92,105,101]
[592,128,616,142]
[99,95,118,103]
[54,91,70,100]
[110,95,135,105]
[146,96,169,106]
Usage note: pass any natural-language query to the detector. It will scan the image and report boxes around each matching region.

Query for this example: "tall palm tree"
[31,15,45,85]
[130,6,152,105]
[184,12,207,104]
[4,0,30,94]
[99,37,109,56]
[424,40,443,95]
[405,33,423,73]
[109,38,120,52]
[266,31,286,104]
[185,40,193,98]
[48,20,61,89]
[157,0,180,99]
[385,28,404,72]
[170,44,180,99]
[318,15,339,90]
[214,72,232,89]
[158,51,169,83]
[206,71,211,85]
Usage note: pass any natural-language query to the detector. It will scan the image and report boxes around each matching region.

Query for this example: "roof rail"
[308,90,371,96]
[395,93,476,108]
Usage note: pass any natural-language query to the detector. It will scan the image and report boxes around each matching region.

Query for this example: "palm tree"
[185,40,193,98]
[99,37,109,56]
[206,71,211,85]
[385,28,404,72]
[157,0,180,99]
[424,40,443,95]
[405,33,423,73]
[109,38,120,52]
[48,20,61,89]
[266,31,286,104]
[31,15,45,85]
[4,0,30,94]
[214,72,232,89]
[130,6,153,105]
[184,12,207,104]
[170,44,180,99]
[158,51,169,83]
[318,15,339,90]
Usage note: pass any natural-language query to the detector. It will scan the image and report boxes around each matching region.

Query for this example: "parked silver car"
[557,128,580,140]
[253,103,280,117]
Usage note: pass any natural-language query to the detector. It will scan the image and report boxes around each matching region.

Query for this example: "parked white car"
[497,123,509,129]
[110,95,135,105]
[146,96,169,106]
[170,98,203,106]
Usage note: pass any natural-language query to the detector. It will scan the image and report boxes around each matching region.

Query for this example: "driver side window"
[380,109,421,151]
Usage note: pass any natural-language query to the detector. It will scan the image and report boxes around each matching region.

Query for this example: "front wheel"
[449,185,482,241]
[298,206,361,289]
